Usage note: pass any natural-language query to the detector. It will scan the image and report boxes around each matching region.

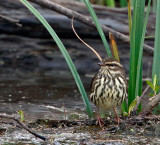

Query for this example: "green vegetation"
[18,110,25,122]
[128,96,139,116]
[127,0,132,37]
[152,1,160,113]
[147,75,160,97]
[152,1,160,93]
[135,0,151,97]
[152,0,157,13]
[121,0,151,114]
[106,0,115,7]
[120,0,127,7]
[128,0,145,108]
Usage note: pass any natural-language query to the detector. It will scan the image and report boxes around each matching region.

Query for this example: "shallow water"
[0,67,91,121]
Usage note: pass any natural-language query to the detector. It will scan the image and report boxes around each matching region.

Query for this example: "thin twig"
[133,85,150,112]
[0,14,22,27]
[0,113,47,141]
[29,0,154,56]
[71,16,102,62]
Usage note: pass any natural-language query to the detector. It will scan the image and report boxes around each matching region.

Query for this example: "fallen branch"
[0,113,47,141]
[140,92,160,117]
[0,14,22,27]
[29,0,154,56]
[48,0,129,13]
[133,85,150,113]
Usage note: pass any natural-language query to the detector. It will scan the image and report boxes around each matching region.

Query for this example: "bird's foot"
[115,117,121,125]
[96,113,104,128]
[113,107,121,125]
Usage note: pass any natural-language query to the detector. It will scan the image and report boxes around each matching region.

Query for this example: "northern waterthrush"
[90,57,127,126]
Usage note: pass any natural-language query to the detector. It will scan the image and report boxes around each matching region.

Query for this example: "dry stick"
[0,113,47,141]
[133,85,150,112]
[71,17,102,62]
[140,92,160,117]
[47,0,129,13]
[29,0,154,56]
[0,14,22,27]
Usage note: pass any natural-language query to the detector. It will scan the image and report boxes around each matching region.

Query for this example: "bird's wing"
[90,73,99,92]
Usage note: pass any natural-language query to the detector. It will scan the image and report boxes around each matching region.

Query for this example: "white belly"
[90,76,126,110]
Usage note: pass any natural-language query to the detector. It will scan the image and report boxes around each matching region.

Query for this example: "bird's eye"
[106,63,115,67]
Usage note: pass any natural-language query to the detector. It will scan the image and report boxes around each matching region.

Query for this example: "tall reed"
[152,0,160,113]
[120,0,127,7]
[152,0,157,13]
[128,0,145,107]
[106,0,116,7]
[127,0,132,37]
[135,0,151,98]
[152,0,160,90]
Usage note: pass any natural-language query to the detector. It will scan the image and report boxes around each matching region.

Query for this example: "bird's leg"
[96,109,104,128]
[113,107,121,125]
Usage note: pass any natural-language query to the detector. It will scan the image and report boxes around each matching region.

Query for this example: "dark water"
[0,67,92,121]
[0,37,133,121]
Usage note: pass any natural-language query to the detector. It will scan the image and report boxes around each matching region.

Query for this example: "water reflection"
[0,67,91,121]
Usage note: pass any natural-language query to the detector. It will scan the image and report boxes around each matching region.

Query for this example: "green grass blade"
[131,0,134,7]
[120,0,127,7]
[135,0,151,97]
[152,0,157,13]
[19,0,93,118]
[152,0,160,92]
[128,0,145,107]
[106,0,116,7]
[121,100,128,113]
[152,0,160,114]
[83,0,112,57]
[121,0,132,114]
[127,0,132,37]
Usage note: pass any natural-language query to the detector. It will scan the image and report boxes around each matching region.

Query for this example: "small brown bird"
[90,57,127,126]
[71,18,127,126]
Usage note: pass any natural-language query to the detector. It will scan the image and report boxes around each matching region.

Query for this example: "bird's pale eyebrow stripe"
[106,61,123,67]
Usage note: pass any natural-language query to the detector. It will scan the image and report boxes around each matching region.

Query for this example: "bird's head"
[98,57,124,76]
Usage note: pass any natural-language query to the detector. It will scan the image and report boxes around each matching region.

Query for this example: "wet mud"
[1,115,160,144]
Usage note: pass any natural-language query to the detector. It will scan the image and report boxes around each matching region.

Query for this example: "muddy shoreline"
[1,115,160,144]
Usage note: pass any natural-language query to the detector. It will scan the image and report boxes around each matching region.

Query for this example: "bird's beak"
[98,62,104,66]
